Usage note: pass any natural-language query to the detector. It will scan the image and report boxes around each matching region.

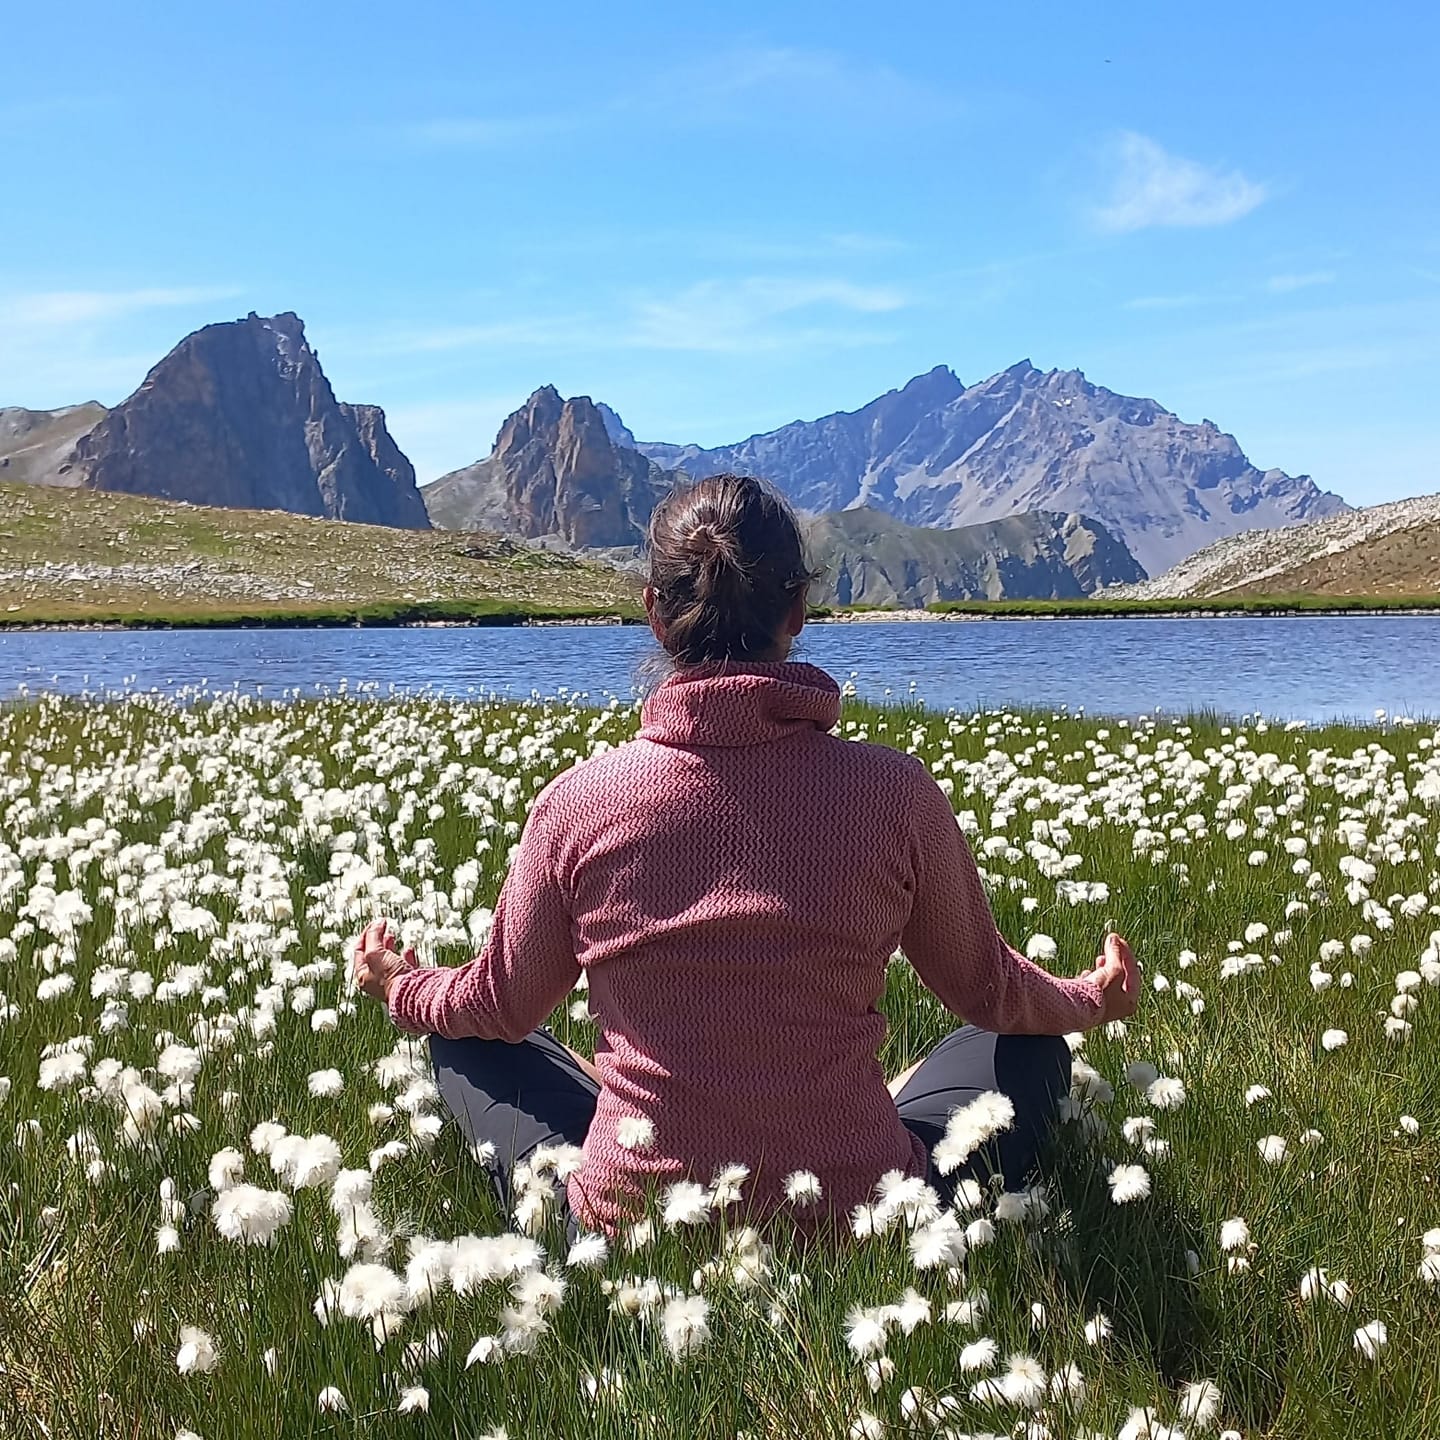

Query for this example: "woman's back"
[372,475,1122,1235]
[552,663,930,1226]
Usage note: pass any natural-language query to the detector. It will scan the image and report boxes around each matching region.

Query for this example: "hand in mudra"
[353,918,416,1005]
[1087,932,1140,1024]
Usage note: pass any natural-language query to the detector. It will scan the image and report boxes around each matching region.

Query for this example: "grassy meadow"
[0,482,642,626]
[1,691,1438,1439]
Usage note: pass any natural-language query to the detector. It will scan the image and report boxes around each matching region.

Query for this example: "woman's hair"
[646,473,822,667]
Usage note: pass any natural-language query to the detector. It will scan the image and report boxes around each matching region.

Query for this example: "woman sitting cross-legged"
[353,473,1139,1237]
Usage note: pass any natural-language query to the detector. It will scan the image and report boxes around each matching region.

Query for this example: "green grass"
[0,598,644,630]
[1,694,1438,1438]
[925,593,1440,618]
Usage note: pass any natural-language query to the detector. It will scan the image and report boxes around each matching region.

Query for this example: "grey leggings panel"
[430,1025,1072,1212]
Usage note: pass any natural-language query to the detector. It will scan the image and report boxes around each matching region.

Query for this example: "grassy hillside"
[0,482,643,626]
[804,507,1143,605]
[1223,517,1440,598]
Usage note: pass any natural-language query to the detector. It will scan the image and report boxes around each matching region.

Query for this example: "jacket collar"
[638,661,842,748]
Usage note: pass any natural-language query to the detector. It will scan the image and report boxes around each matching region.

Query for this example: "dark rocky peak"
[64,310,430,528]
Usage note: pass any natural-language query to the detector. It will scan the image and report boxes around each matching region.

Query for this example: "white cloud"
[342,277,907,362]
[1094,133,1266,233]
[404,46,958,149]
[0,286,241,328]
[628,277,907,353]
[1266,270,1337,294]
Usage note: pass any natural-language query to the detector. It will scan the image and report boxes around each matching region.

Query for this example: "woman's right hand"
[1086,932,1140,1023]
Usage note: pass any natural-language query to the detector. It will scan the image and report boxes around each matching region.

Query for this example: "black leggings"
[430,1025,1072,1212]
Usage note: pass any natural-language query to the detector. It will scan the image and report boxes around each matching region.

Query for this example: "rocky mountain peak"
[422,389,680,548]
[595,402,636,450]
[57,311,430,528]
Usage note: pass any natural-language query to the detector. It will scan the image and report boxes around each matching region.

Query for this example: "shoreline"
[5,602,1440,634]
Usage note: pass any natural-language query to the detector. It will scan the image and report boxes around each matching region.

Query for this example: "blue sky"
[2,1,1436,502]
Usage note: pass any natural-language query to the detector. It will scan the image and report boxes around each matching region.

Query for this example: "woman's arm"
[899,764,1113,1035]
[387,788,581,1041]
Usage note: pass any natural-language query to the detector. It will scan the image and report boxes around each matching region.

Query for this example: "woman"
[354,474,1139,1235]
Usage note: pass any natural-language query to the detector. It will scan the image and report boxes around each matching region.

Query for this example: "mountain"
[7,312,430,529]
[595,401,637,450]
[806,507,1146,606]
[634,362,1349,575]
[1112,493,1440,600]
[423,387,679,548]
[0,403,108,487]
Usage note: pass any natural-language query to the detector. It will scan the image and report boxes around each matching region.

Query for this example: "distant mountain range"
[621,362,1348,577]
[1,309,1364,602]
[0,312,429,529]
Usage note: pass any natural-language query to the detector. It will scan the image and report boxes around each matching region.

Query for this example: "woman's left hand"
[353,918,417,1005]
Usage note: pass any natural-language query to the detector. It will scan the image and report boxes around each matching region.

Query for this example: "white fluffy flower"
[1108,1164,1152,1204]
[307,1068,345,1097]
[615,1115,655,1151]
[1353,1319,1388,1361]
[660,1294,710,1360]
[662,1180,712,1229]
[176,1326,218,1374]
[212,1185,293,1246]
[783,1169,823,1206]
[566,1233,609,1270]
[1258,1135,1288,1164]
[316,1386,348,1413]
[931,1091,1015,1175]
[1219,1218,1251,1252]
[1320,1029,1348,1052]
[1178,1378,1223,1427]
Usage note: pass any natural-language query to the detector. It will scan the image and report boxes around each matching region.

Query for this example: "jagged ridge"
[631,362,1349,576]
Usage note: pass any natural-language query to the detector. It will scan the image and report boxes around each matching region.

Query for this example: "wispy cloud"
[1266,270,1337,294]
[401,115,575,148]
[1094,132,1267,233]
[0,286,242,328]
[345,276,908,360]
[1123,293,1209,311]
[629,277,907,352]
[404,46,959,150]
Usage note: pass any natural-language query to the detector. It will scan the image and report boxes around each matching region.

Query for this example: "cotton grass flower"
[212,1185,292,1246]
[660,1294,710,1360]
[316,1386,347,1413]
[1145,1076,1187,1110]
[1353,1319,1388,1361]
[783,1169,822,1206]
[1178,1378,1223,1427]
[1320,1029,1348,1052]
[175,1327,218,1375]
[1257,1136,1288,1165]
[661,1180,712,1229]
[1219,1218,1251,1251]
[615,1115,654,1151]
[307,1068,344,1097]
[1108,1163,1152,1204]
[959,1336,998,1371]
[566,1232,609,1269]
[396,1386,429,1414]
[931,1091,1015,1175]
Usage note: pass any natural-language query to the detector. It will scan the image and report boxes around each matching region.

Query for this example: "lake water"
[1,616,1437,721]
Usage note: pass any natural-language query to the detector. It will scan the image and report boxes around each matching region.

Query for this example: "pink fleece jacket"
[389,662,1104,1231]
